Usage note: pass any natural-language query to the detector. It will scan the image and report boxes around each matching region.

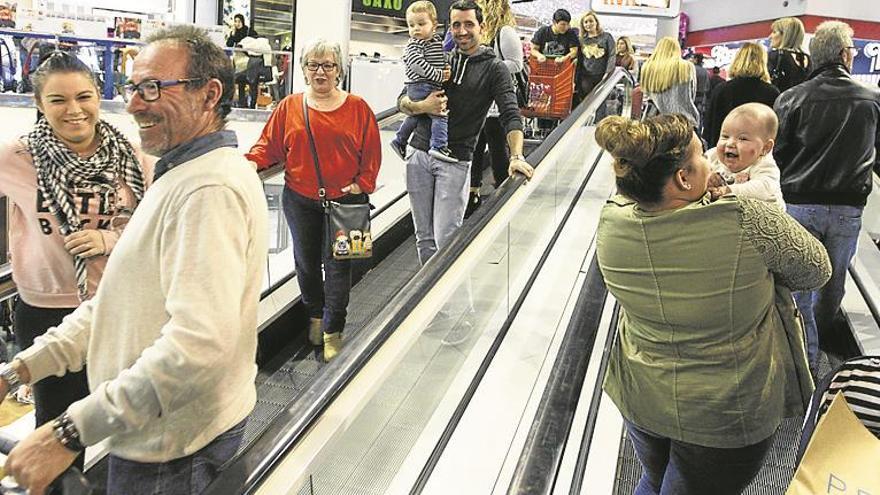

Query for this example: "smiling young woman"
[0,52,152,470]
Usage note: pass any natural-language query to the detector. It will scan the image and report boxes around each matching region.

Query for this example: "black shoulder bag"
[495,34,529,108]
[302,95,373,260]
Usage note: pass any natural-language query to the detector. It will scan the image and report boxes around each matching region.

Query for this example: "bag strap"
[301,94,327,203]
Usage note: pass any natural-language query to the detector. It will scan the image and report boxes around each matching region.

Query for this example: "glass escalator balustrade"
[254,73,635,495]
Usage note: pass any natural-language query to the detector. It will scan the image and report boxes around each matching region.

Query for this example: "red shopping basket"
[521,58,575,120]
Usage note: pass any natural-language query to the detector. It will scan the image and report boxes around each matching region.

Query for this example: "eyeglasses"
[305,62,338,72]
[847,46,859,57]
[121,78,204,102]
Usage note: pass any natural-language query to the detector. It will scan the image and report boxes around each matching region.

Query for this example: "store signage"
[353,0,455,21]
[855,40,880,74]
[590,0,682,19]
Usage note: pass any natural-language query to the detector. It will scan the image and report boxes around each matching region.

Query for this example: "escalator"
[204,69,635,495]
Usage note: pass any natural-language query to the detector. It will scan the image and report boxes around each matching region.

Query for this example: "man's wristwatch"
[0,362,22,395]
[53,412,85,452]
[510,154,526,162]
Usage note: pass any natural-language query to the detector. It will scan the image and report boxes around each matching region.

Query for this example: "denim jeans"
[282,188,367,334]
[786,204,862,374]
[395,81,448,150]
[624,419,774,495]
[406,149,470,265]
[106,419,246,495]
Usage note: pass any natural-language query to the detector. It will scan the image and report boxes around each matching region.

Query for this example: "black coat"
[773,64,880,206]
[768,49,810,93]
[226,26,258,47]
[702,76,780,147]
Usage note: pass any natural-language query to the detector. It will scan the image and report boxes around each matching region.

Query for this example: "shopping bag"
[786,393,880,494]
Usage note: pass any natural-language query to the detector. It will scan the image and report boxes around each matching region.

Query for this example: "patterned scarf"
[28,117,145,301]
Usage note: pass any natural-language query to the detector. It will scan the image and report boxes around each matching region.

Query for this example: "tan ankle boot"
[323,332,343,362]
[308,318,323,346]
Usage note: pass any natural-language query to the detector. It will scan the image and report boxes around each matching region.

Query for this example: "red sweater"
[246,93,382,200]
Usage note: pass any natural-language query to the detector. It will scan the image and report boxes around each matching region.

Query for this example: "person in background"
[774,20,880,377]
[615,36,637,73]
[690,53,710,129]
[768,17,810,93]
[3,25,266,495]
[399,0,532,266]
[227,14,262,109]
[530,8,578,64]
[391,1,454,163]
[708,65,725,93]
[226,14,257,48]
[574,10,615,107]
[0,52,151,471]
[702,42,779,147]
[706,103,785,210]
[639,37,700,129]
[466,0,523,217]
[247,39,381,362]
[596,113,830,495]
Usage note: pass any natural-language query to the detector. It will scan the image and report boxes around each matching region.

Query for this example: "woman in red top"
[246,39,381,362]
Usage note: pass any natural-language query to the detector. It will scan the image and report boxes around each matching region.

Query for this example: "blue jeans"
[786,204,862,374]
[282,188,367,334]
[406,149,470,265]
[106,419,246,495]
[395,81,448,150]
[624,420,774,495]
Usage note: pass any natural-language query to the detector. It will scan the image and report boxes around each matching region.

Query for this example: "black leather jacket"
[774,64,880,206]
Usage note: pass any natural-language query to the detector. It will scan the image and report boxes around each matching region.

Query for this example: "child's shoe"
[429,146,458,163]
[390,139,407,161]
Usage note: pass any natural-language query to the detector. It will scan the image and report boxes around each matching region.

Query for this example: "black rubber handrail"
[505,255,609,495]
[569,303,620,495]
[202,75,616,495]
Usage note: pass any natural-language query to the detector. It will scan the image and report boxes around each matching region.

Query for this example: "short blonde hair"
[771,17,805,51]
[726,102,779,140]
[728,42,771,83]
[407,1,438,24]
[640,37,693,93]
[300,38,346,83]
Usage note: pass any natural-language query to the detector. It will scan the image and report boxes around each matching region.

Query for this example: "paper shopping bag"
[786,393,880,494]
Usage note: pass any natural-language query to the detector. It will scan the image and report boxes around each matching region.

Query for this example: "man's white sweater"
[17,147,268,462]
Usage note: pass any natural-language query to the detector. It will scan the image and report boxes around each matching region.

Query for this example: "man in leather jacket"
[773,20,880,376]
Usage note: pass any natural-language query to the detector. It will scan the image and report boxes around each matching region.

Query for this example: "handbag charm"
[302,95,373,260]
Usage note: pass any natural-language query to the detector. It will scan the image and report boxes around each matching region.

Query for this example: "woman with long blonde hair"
[468,0,524,215]
[703,42,780,145]
[640,36,700,128]
[768,17,810,92]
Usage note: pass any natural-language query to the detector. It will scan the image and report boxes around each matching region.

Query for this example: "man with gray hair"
[773,20,880,377]
[2,25,268,494]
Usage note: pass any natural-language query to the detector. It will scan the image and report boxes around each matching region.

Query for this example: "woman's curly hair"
[595,114,694,204]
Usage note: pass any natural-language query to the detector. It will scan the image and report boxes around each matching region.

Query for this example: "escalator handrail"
[410,130,613,494]
[505,255,609,495]
[204,70,631,495]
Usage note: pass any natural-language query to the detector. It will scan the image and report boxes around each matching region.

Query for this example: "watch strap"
[53,412,85,452]
[0,362,22,395]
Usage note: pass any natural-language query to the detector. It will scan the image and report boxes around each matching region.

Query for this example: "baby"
[706,102,785,209]
[390,1,454,163]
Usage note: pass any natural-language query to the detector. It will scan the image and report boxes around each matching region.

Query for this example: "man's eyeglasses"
[121,78,205,103]
[305,62,338,72]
